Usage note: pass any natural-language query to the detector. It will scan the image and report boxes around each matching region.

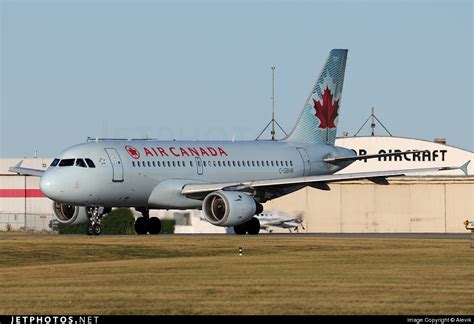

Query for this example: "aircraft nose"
[40,172,61,200]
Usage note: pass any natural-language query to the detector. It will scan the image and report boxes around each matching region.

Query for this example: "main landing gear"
[233,217,260,235]
[135,208,161,235]
[86,207,109,236]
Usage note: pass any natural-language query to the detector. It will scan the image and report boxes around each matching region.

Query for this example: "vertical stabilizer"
[284,49,348,145]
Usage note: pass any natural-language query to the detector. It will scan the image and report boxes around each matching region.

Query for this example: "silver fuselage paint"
[39,140,354,208]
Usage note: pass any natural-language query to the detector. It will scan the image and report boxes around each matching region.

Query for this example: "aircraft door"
[296,147,311,176]
[195,157,203,175]
[105,148,124,182]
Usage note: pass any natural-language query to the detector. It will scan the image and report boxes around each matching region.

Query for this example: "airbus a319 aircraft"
[10,49,469,235]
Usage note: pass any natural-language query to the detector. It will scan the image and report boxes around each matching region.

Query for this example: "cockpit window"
[58,159,75,167]
[75,159,87,168]
[85,159,96,168]
[50,159,60,167]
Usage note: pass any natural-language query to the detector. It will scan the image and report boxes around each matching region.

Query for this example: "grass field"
[0,234,473,315]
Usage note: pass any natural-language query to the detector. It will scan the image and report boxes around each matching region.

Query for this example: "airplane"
[10,49,470,236]
[256,210,305,233]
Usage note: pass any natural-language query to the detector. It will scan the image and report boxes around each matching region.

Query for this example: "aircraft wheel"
[148,217,161,234]
[233,223,247,235]
[135,217,148,235]
[246,217,260,235]
[87,225,94,236]
[93,224,102,235]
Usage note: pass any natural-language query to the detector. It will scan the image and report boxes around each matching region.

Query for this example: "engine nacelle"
[202,190,257,227]
[52,201,89,225]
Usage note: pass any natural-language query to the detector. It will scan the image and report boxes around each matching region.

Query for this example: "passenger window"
[183,161,186,167]
[177,161,181,167]
[276,161,279,166]
[203,161,206,167]
[132,161,135,167]
[241,161,245,166]
[285,161,288,167]
[290,161,293,166]
[252,161,255,167]
[271,161,274,167]
[172,161,176,167]
[237,161,240,167]
[137,161,141,167]
[213,161,216,167]
[75,159,87,168]
[59,159,75,167]
[218,161,221,167]
[50,159,60,167]
[168,161,171,167]
[232,161,236,167]
[266,161,269,167]
[190,161,193,167]
[147,161,151,167]
[157,161,161,167]
[152,161,156,167]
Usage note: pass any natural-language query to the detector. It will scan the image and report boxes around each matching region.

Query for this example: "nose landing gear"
[86,207,105,236]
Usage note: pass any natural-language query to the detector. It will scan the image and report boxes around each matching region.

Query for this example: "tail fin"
[284,49,348,145]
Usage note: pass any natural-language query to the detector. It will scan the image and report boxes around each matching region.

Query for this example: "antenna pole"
[255,65,287,140]
[271,66,275,140]
[371,107,375,136]
[353,106,393,137]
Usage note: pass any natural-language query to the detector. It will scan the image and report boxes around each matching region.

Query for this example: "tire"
[93,224,102,235]
[87,225,94,236]
[233,223,247,235]
[135,217,148,235]
[148,217,161,234]
[246,217,260,235]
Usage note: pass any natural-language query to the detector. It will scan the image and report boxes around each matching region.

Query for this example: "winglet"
[9,160,24,174]
[460,160,470,176]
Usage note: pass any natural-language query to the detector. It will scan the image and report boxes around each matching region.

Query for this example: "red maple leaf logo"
[125,145,140,159]
[313,87,339,129]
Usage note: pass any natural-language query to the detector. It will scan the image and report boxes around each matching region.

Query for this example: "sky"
[1,0,472,158]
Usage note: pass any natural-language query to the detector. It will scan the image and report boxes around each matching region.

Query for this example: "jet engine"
[52,202,89,225]
[202,190,257,227]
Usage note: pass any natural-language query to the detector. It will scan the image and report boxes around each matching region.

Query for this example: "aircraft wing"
[182,161,470,197]
[8,161,45,177]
